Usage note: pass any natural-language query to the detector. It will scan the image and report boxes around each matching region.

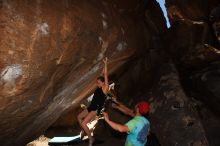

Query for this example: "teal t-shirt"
[125,116,150,146]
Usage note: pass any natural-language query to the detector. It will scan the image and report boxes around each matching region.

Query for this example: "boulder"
[0,0,146,145]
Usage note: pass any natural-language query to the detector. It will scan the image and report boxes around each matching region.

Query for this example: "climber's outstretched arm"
[103,57,109,93]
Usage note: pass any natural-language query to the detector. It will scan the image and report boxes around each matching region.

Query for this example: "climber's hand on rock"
[103,57,108,64]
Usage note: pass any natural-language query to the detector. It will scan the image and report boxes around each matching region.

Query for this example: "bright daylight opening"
[156,0,171,28]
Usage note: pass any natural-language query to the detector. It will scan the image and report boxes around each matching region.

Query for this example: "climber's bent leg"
[81,111,96,144]
[77,109,88,126]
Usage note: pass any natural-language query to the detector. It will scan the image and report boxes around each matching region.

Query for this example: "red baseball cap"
[137,101,150,115]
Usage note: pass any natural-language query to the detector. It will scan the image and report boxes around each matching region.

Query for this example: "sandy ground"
[26,135,50,146]
[26,135,124,146]
[26,124,125,146]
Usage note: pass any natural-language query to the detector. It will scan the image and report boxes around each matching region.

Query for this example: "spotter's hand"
[103,112,109,121]
[112,97,118,103]
[112,103,119,109]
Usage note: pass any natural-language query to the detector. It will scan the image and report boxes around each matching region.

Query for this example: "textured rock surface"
[149,62,208,146]
[165,0,220,116]
[164,0,220,145]
[0,0,146,145]
[166,0,219,21]
[190,62,220,115]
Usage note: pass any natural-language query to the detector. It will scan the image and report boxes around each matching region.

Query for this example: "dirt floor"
[26,135,50,146]
[26,126,125,146]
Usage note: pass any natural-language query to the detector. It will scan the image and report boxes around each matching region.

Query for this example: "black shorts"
[87,104,102,115]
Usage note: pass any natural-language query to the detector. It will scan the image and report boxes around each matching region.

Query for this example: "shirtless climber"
[103,100,150,146]
[77,57,109,146]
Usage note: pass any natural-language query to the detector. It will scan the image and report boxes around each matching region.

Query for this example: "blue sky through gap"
[156,0,171,28]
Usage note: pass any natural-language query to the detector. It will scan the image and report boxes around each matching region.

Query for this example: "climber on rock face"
[77,57,109,146]
[103,100,150,146]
